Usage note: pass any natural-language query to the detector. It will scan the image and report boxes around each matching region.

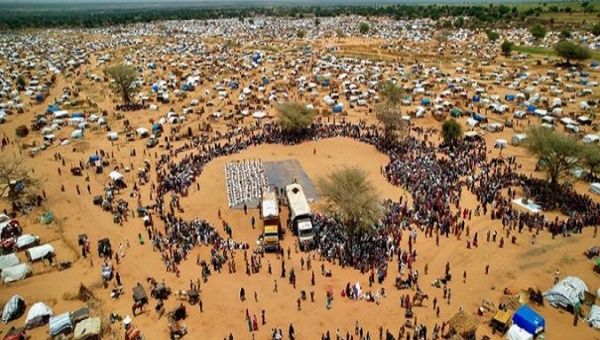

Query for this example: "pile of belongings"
[585,245,600,259]
[587,305,600,329]
[543,276,588,309]
[2,295,25,323]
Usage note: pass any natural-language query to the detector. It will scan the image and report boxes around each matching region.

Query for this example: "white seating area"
[225,159,268,208]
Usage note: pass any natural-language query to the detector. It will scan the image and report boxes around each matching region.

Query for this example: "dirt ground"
[0,34,599,340]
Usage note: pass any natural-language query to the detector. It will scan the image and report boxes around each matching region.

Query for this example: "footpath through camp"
[0,14,600,340]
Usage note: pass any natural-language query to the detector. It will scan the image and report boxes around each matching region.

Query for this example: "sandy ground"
[0,35,599,340]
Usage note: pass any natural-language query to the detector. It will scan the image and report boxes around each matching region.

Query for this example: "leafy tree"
[296,30,305,39]
[554,40,591,64]
[359,22,370,34]
[560,29,572,39]
[441,118,463,145]
[0,156,42,205]
[375,102,408,143]
[318,167,381,234]
[453,16,465,28]
[378,81,403,105]
[314,18,320,26]
[591,23,600,36]
[486,30,500,42]
[501,40,514,56]
[530,24,547,39]
[582,143,600,180]
[104,64,139,105]
[275,102,315,133]
[16,75,26,91]
[526,125,581,187]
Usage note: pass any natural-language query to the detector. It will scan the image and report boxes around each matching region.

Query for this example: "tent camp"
[506,324,533,340]
[49,312,73,336]
[512,305,545,336]
[25,244,54,262]
[2,295,25,323]
[0,254,20,271]
[1,263,31,283]
[543,276,588,309]
[25,302,53,329]
[74,317,101,340]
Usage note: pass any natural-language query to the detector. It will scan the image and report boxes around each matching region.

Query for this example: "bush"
[15,125,29,138]
[554,40,592,63]
[530,24,547,39]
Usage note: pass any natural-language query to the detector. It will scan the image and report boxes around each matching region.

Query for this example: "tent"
[332,103,344,113]
[588,305,600,329]
[71,130,83,139]
[106,132,118,141]
[1,263,31,283]
[495,139,508,149]
[25,244,54,262]
[25,302,53,329]
[0,254,20,271]
[252,111,267,119]
[109,171,124,182]
[74,317,102,340]
[2,295,25,323]
[506,325,533,340]
[591,183,600,195]
[543,276,588,309]
[421,98,431,105]
[49,312,72,336]
[583,134,600,144]
[512,134,527,145]
[450,108,462,117]
[512,305,544,336]
[16,234,39,250]
[135,127,149,137]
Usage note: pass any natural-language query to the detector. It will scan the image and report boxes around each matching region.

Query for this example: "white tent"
[252,111,267,119]
[1,263,31,283]
[16,234,39,250]
[543,276,588,308]
[495,139,508,149]
[109,171,124,182]
[71,129,83,139]
[588,305,600,329]
[583,134,600,144]
[135,127,149,137]
[591,183,600,195]
[106,132,118,141]
[512,134,527,145]
[26,244,54,261]
[25,302,53,329]
[0,253,20,271]
[2,294,25,323]
[506,325,533,340]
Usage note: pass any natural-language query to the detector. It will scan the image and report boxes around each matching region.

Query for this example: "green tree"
[582,143,600,180]
[530,24,547,39]
[375,102,408,143]
[275,102,315,133]
[591,23,600,36]
[560,29,572,39]
[441,118,463,145]
[526,125,581,187]
[501,40,514,56]
[16,75,26,91]
[554,40,591,64]
[314,18,320,26]
[104,64,139,105]
[296,30,306,39]
[486,30,500,42]
[318,167,381,234]
[359,22,370,34]
[379,81,403,105]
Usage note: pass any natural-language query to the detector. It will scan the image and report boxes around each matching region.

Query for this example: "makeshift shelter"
[25,244,54,262]
[495,139,508,149]
[506,325,533,340]
[587,305,600,329]
[106,132,118,141]
[543,276,588,309]
[2,295,25,323]
[74,317,101,340]
[448,311,478,340]
[512,134,527,145]
[49,312,72,336]
[0,254,20,271]
[591,183,600,195]
[583,134,600,144]
[512,305,544,336]
[1,264,31,283]
[25,302,53,329]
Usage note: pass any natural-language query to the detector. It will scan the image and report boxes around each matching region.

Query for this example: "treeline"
[0,3,593,30]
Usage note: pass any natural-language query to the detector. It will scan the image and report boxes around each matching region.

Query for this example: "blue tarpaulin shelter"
[89,155,100,162]
[513,305,545,335]
[47,104,60,113]
[421,98,431,105]
[505,94,515,101]
[472,95,480,102]
[474,113,486,122]
[526,105,536,113]
[151,84,159,92]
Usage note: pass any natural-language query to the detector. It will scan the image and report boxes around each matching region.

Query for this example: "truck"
[261,191,281,252]
[285,184,315,250]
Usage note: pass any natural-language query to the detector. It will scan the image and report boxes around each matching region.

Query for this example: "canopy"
[506,325,533,340]
[26,244,54,261]
[512,305,544,335]
[0,254,20,271]
[2,295,25,323]
[25,302,53,329]
[543,276,588,308]
[74,317,101,340]
[49,312,72,336]
[1,263,31,283]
